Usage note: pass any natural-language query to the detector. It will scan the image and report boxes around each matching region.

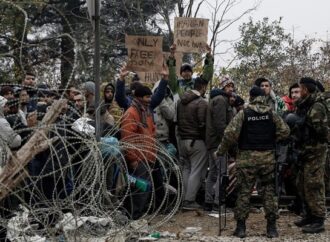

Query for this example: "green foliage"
[232,17,330,96]
[0,0,177,86]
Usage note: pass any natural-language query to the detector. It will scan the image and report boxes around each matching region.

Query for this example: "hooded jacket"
[177,90,208,140]
[205,88,234,150]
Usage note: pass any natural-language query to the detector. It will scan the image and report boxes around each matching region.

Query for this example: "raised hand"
[119,65,130,81]
[160,63,169,80]
[170,44,176,57]
[205,44,212,55]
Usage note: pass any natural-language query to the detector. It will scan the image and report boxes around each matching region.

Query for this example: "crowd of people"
[0,43,329,239]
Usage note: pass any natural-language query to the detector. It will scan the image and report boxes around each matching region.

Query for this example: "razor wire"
[0,0,183,240]
[0,98,183,240]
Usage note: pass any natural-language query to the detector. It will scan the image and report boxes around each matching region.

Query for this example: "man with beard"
[292,77,328,233]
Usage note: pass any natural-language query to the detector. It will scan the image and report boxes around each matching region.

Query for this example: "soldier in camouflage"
[292,77,328,234]
[215,86,290,238]
[315,80,330,198]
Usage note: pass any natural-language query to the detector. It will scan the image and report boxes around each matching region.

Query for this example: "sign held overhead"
[125,35,163,72]
[174,17,209,53]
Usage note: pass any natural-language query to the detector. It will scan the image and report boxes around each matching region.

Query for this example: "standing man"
[215,86,290,238]
[177,77,209,210]
[167,44,214,98]
[255,77,287,115]
[292,77,328,233]
[204,75,235,211]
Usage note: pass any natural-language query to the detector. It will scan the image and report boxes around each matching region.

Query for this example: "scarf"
[131,98,151,128]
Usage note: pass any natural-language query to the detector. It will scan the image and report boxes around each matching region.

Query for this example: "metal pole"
[94,0,101,141]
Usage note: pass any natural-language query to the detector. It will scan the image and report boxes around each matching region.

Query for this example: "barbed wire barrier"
[0,95,183,241]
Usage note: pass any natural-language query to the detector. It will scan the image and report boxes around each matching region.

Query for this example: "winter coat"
[152,81,175,142]
[205,89,234,150]
[121,99,156,169]
[177,90,208,140]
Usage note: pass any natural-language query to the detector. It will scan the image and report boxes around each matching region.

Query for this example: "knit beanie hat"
[220,75,234,89]
[249,85,265,97]
[82,81,95,95]
[180,63,193,74]
[134,85,152,98]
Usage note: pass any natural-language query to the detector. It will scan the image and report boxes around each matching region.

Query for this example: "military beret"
[315,80,325,92]
[249,85,265,97]
[299,77,316,86]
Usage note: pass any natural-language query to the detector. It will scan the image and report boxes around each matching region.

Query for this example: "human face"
[3,91,14,100]
[290,87,301,102]
[104,88,114,101]
[299,84,308,98]
[68,87,79,101]
[223,83,234,96]
[140,95,151,106]
[19,90,30,104]
[74,94,85,111]
[23,74,36,86]
[260,81,271,96]
[181,70,192,80]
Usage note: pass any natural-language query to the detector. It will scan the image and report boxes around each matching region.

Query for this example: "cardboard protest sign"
[125,35,163,72]
[136,52,184,83]
[136,72,161,84]
[174,17,209,53]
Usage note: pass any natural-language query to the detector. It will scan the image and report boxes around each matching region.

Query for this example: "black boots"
[233,220,246,238]
[267,219,279,238]
[302,217,325,234]
[294,216,313,227]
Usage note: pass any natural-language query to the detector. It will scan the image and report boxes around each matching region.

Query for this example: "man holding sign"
[167,43,214,97]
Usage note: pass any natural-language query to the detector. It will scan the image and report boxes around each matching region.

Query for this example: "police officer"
[292,77,328,233]
[215,86,290,238]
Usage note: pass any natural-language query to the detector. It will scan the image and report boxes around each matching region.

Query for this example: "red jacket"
[121,103,156,169]
[282,95,295,112]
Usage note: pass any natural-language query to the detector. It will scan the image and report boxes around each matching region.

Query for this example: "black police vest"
[238,109,276,151]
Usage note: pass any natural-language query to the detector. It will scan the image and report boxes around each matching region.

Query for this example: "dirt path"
[153,209,330,241]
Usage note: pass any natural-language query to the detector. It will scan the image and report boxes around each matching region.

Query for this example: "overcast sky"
[196,0,330,68]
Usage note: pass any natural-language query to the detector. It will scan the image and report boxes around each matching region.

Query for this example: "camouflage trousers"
[234,150,278,221]
[297,149,327,218]
[325,147,330,196]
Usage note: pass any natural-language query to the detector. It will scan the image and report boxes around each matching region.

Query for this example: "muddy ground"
[153,208,330,241]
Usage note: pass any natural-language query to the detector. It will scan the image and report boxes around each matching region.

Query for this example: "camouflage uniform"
[216,96,290,221]
[294,93,328,218]
[315,91,330,196]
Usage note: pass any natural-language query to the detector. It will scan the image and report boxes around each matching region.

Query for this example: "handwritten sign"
[125,35,163,72]
[174,17,209,53]
[135,72,161,84]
